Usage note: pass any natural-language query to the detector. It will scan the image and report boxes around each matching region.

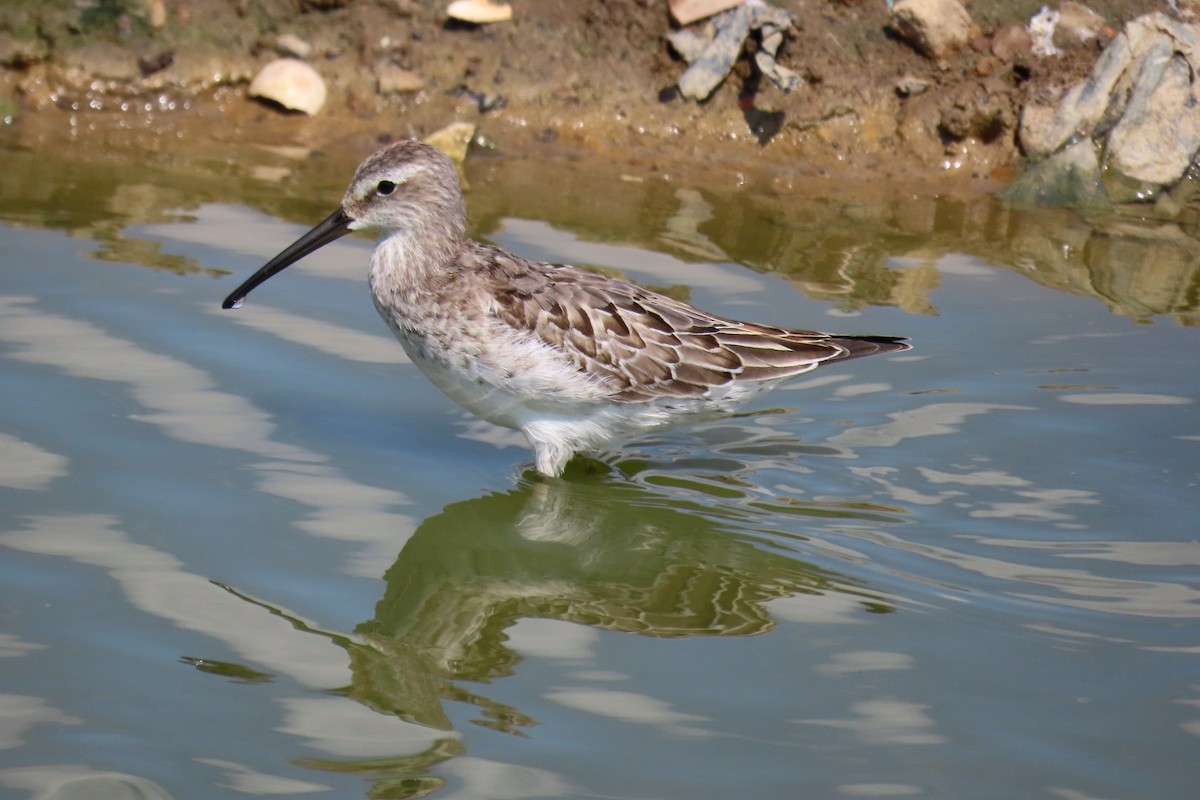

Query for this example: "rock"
[991,24,1032,62]
[378,63,425,94]
[890,0,974,61]
[424,121,476,165]
[1014,13,1200,202]
[999,138,1108,207]
[667,3,800,101]
[137,50,174,76]
[1106,45,1200,185]
[669,0,745,26]
[896,74,930,96]
[1017,22,1137,156]
[275,34,313,60]
[1054,2,1106,48]
[446,0,512,24]
[248,59,327,115]
[145,0,167,29]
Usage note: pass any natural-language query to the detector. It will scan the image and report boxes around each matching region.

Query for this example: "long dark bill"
[222,207,354,309]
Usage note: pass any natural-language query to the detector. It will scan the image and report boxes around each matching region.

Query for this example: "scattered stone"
[446,0,512,24]
[137,50,174,76]
[1028,6,1061,57]
[890,0,974,61]
[666,3,801,102]
[378,63,425,94]
[248,58,327,115]
[896,74,930,96]
[991,24,1033,62]
[145,0,167,30]
[669,0,745,26]
[424,121,476,165]
[1054,2,1106,48]
[275,34,313,60]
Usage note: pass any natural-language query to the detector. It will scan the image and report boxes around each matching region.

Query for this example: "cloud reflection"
[0,431,68,490]
[798,699,946,746]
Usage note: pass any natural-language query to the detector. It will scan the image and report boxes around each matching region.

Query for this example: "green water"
[1,133,1197,799]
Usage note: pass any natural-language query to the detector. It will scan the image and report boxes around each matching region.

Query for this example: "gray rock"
[666,3,801,102]
[1107,49,1200,186]
[999,138,1109,208]
[1018,13,1200,193]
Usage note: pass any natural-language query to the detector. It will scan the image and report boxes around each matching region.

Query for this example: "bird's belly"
[406,348,536,430]
[386,324,589,430]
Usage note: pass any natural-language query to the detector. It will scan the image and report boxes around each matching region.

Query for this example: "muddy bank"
[0,0,1160,191]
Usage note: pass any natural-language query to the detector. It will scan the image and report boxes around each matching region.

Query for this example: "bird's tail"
[826,335,912,363]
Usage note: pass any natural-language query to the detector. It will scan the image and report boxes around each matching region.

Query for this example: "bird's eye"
[376,180,397,196]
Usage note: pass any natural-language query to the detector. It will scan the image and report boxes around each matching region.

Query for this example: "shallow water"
[1,135,1198,800]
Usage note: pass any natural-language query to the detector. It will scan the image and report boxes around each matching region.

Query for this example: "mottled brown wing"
[486,249,902,402]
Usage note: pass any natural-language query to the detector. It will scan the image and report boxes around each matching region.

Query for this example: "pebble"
[896,74,930,96]
[446,0,512,24]
[146,0,167,29]
[248,58,326,115]
[378,64,425,94]
[274,34,313,60]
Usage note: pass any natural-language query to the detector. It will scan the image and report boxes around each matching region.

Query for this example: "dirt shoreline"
[1,0,1158,195]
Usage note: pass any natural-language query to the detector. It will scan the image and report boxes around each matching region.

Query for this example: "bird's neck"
[369,219,465,298]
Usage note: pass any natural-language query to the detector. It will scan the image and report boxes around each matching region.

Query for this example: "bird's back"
[477,245,909,404]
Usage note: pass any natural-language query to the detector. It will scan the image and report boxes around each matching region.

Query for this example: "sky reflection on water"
[1,145,1198,799]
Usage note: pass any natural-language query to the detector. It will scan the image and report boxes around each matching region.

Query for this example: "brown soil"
[0,1,1153,192]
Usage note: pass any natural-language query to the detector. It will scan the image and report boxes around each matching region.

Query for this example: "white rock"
[891,0,973,61]
[248,58,326,115]
[275,34,313,60]
[446,0,512,24]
